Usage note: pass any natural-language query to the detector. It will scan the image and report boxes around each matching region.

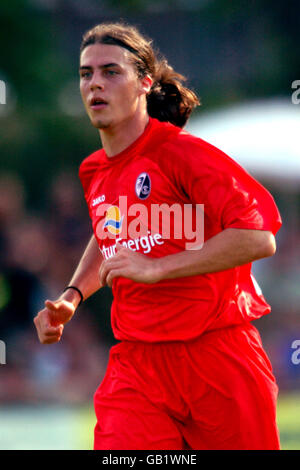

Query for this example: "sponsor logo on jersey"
[101,233,164,260]
[92,194,105,207]
[135,172,151,200]
[103,205,124,235]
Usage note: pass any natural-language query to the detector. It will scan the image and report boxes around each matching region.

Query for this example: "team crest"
[135,172,151,200]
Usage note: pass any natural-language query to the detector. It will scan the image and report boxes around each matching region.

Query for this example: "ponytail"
[147,59,200,128]
[80,22,200,128]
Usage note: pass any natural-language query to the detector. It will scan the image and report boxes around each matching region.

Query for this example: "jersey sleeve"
[168,134,282,236]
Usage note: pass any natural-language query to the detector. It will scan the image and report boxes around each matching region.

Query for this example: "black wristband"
[62,286,83,306]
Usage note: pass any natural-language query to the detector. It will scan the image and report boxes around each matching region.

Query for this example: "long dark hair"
[80,22,200,128]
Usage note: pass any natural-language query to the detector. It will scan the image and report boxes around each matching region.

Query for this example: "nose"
[90,71,104,91]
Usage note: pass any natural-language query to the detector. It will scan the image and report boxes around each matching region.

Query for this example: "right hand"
[33,299,76,344]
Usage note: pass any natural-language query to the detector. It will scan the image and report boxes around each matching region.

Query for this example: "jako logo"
[103,206,124,235]
[0,340,6,364]
[92,194,105,207]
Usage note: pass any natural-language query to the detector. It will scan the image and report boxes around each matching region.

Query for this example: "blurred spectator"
[0,171,110,405]
[0,224,45,341]
[46,169,92,292]
[48,169,90,253]
[0,173,26,229]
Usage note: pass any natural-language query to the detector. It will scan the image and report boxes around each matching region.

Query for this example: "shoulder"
[163,127,237,167]
[155,124,270,203]
[150,119,218,162]
[159,125,257,184]
[79,148,104,176]
[79,149,104,194]
[152,122,234,176]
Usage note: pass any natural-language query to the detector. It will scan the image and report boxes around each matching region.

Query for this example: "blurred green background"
[0,0,300,450]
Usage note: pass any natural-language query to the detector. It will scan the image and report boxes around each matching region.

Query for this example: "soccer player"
[34,22,282,450]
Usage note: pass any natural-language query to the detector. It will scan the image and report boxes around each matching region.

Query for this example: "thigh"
[94,388,183,450]
[179,323,280,450]
[180,383,279,450]
[93,346,184,450]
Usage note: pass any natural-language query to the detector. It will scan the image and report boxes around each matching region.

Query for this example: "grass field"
[276,393,300,449]
[0,393,299,449]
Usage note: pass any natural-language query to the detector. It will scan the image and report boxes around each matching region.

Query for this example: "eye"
[105,69,118,76]
[80,71,92,79]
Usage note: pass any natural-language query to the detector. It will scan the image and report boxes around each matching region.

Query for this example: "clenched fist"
[33,299,76,344]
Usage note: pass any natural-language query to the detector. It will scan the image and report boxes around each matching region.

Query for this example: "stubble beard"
[94,120,110,129]
[87,108,112,130]
[91,116,111,130]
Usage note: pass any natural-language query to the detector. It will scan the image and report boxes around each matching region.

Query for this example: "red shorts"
[93,322,280,450]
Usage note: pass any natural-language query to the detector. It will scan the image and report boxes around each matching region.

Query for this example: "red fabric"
[79,117,282,342]
[93,323,280,450]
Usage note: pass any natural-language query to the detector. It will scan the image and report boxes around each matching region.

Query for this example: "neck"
[99,109,150,157]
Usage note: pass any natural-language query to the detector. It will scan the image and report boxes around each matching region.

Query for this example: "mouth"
[89,97,108,110]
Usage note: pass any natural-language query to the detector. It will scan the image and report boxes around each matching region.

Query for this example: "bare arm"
[99,229,276,286]
[34,234,103,344]
[63,233,103,306]
[154,228,276,280]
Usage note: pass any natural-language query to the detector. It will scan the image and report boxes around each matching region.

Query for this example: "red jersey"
[79,117,282,342]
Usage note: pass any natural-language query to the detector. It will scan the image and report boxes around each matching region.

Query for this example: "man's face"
[79,43,147,130]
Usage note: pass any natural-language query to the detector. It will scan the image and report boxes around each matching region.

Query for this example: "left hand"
[99,243,161,287]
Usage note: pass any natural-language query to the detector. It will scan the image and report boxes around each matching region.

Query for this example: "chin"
[92,119,110,130]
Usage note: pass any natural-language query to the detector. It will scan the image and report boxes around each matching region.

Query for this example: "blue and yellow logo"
[103,206,124,235]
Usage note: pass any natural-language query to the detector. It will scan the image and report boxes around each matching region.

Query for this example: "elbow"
[259,232,277,259]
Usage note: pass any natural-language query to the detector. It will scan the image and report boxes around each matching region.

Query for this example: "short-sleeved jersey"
[79,117,282,342]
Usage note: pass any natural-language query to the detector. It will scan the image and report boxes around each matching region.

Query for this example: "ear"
[139,74,153,95]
